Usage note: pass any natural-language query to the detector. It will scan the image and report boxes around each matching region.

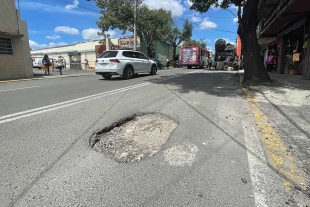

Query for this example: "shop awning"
[277,17,307,37]
[0,31,24,38]
[261,0,310,35]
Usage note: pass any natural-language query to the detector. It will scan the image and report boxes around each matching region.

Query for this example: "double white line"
[0,82,151,124]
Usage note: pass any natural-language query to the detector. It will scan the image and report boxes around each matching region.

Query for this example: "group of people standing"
[42,54,66,75]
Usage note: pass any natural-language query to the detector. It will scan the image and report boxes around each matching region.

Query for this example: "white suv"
[95,50,158,79]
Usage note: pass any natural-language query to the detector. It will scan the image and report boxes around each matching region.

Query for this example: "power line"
[227,8,237,18]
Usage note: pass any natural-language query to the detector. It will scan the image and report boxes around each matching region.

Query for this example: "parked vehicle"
[32,57,43,69]
[95,50,158,79]
[180,46,209,69]
[150,58,163,69]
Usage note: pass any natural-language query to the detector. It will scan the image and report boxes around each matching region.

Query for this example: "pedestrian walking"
[166,57,170,68]
[85,59,89,69]
[42,54,51,75]
[266,52,275,72]
[56,56,65,75]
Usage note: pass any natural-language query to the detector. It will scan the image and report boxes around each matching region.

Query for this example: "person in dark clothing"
[42,54,51,75]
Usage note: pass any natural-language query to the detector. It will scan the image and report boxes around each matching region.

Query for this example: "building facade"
[30,36,180,70]
[0,0,32,80]
[257,0,310,79]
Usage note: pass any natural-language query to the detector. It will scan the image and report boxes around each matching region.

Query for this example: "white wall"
[0,2,32,80]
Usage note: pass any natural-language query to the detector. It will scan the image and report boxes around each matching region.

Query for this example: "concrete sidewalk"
[238,70,310,205]
[268,72,310,89]
[0,69,96,83]
[33,68,95,78]
[238,70,310,89]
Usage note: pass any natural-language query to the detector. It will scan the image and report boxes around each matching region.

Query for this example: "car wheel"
[122,66,133,79]
[102,74,112,79]
[150,64,157,75]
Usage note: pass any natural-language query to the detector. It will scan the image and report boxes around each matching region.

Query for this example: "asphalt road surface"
[0,68,288,206]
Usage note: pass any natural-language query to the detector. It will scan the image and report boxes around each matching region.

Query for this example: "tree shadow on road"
[150,70,244,98]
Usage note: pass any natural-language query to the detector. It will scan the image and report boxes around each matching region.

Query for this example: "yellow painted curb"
[243,88,305,192]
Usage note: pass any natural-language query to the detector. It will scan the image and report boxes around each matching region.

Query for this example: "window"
[0,37,13,55]
[122,51,130,57]
[130,52,139,58]
[137,52,148,59]
[99,51,118,58]
[122,51,134,58]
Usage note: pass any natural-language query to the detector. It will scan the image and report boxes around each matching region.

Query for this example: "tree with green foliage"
[189,0,271,85]
[166,19,193,60]
[215,39,226,52]
[96,0,174,57]
[183,39,207,48]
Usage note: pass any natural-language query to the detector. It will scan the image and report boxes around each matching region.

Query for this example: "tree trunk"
[238,0,271,86]
[147,47,152,58]
[172,44,176,61]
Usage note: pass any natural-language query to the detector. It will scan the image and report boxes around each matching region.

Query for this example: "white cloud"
[223,38,236,45]
[82,28,116,40]
[185,0,193,7]
[55,26,79,35]
[65,0,79,10]
[199,18,217,29]
[191,16,201,22]
[211,0,224,10]
[230,4,238,10]
[29,40,47,49]
[207,46,215,52]
[82,28,102,40]
[233,17,238,23]
[20,1,98,17]
[46,35,61,40]
[144,0,186,17]
[104,30,117,38]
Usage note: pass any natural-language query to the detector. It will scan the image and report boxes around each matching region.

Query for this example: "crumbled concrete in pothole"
[92,113,177,163]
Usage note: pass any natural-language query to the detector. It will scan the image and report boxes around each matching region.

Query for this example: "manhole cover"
[90,113,177,163]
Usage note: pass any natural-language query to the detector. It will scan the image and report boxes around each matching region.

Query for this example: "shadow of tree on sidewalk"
[149,70,244,98]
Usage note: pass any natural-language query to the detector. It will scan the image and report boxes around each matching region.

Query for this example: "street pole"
[133,0,137,51]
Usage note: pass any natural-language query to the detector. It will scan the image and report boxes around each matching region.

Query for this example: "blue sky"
[17,0,238,52]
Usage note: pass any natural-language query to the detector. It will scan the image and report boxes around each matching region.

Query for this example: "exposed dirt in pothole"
[90,113,177,163]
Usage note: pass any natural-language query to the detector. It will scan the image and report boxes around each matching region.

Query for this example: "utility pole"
[134,0,137,51]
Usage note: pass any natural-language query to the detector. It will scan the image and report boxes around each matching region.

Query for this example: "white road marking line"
[0,82,151,124]
[243,121,269,207]
[0,86,39,92]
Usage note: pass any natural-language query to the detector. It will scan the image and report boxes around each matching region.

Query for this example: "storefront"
[257,0,310,79]
[277,17,308,75]
[267,38,280,71]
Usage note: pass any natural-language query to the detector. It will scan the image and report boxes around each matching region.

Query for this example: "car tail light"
[109,59,120,63]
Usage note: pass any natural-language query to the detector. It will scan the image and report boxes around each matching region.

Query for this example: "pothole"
[90,113,177,163]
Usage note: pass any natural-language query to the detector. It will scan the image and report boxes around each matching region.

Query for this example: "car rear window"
[99,51,118,58]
